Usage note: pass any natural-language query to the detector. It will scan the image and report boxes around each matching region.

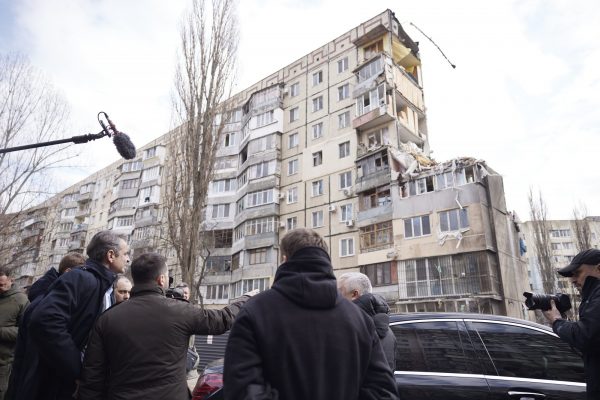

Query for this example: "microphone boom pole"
[0,131,109,154]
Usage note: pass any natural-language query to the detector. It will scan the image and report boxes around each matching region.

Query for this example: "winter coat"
[0,286,29,366]
[78,283,250,400]
[553,276,600,400]
[9,259,115,400]
[223,246,399,400]
[353,293,397,371]
[27,267,59,302]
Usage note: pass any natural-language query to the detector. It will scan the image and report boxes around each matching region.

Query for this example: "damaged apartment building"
[9,9,528,319]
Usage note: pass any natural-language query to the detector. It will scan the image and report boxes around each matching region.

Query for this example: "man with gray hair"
[338,272,397,371]
[224,228,398,400]
[9,230,130,400]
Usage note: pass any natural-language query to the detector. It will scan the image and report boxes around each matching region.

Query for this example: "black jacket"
[223,247,398,400]
[353,293,397,371]
[79,284,249,400]
[9,259,115,400]
[553,276,600,400]
[27,267,60,302]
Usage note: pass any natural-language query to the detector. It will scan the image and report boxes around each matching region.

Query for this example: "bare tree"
[572,202,592,252]
[164,0,237,305]
[0,53,72,272]
[528,188,555,294]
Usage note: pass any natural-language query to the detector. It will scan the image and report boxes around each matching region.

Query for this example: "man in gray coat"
[338,272,397,371]
[79,252,253,400]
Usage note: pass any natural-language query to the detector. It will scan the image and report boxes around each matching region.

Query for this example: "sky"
[1,0,599,220]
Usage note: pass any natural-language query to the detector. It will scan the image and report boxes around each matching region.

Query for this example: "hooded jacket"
[0,286,29,365]
[8,259,115,400]
[223,246,398,400]
[353,293,397,371]
[553,276,600,400]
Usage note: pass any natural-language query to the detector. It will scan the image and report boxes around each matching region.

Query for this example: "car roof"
[389,312,552,332]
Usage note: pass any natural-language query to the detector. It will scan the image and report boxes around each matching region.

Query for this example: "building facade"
[9,9,529,319]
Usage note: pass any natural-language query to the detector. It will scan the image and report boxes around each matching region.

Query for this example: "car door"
[466,320,586,400]
[391,319,491,400]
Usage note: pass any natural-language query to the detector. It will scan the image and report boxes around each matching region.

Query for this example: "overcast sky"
[1,0,599,220]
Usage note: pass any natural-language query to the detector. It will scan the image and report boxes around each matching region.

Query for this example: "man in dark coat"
[543,249,600,400]
[27,252,86,302]
[338,272,397,371]
[79,252,253,400]
[223,228,398,400]
[7,231,130,400]
[0,267,29,400]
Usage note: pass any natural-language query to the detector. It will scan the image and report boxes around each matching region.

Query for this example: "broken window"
[364,39,384,60]
[360,261,397,286]
[436,171,454,190]
[456,166,476,186]
[360,185,391,211]
[357,150,389,178]
[213,230,233,248]
[408,176,434,196]
[439,208,469,232]
[359,221,393,252]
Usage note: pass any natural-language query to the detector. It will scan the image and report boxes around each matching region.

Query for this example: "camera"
[166,287,185,300]
[523,292,572,313]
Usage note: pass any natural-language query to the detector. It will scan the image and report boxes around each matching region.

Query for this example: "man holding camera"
[543,248,600,400]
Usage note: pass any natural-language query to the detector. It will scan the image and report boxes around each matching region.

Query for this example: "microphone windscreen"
[113,132,137,160]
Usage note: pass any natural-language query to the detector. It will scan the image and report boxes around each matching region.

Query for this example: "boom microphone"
[98,112,137,160]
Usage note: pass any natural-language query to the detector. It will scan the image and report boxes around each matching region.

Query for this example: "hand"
[243,289,260,297]
[542,300,562,325]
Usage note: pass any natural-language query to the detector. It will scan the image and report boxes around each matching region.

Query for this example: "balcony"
[77,192,92,202]
[135,215,159,228]
[71,223,88,233]
[21,228,41,239]
[75,208,90,218]
[352,103,395,131]
[131,238,151,249]
[68,239,85,252]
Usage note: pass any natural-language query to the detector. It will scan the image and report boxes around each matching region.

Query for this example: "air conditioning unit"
[279,221,286,228]
[345,219,355,227]
[282,88,289,96]
[278,193,286,200]
[328,204,336,212]
[342,188,353,197]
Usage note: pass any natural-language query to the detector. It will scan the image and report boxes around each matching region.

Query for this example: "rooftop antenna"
[409,22,456,69]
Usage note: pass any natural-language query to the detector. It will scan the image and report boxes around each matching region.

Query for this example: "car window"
[469,321,584,382]
[391,320,475,374]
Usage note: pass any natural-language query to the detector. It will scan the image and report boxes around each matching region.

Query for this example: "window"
[246,189,274,207]
[287,187,298,204]
[141,166,160,182]
[312,122,323,139]
[550,229,571,238]
[312,70,323,86]
[435,171,454,190]
[356,150,389,178]
[339,171,352,189]
[551,243,561,251]
[140,186,156,203]
[340,203,353,222]
[213,230,232,248]
[391,321,474,374]
[215,156,237,170]
[122,159,142,172]
[248,248,268,265]
[290,82,299,97]
[286,216,297,230]
[340,238,355,257]
[312,210,324,228]
[361,261,397,285]
[287,159,298,176]
[338,83,350,101]
[366,126,389,148]
[206,284,229,300]
[231,252,241,270]
[360,185,391,211]
[360,221,393,252]
[255,110,274,127]
[144,146,157,159]
[356,84,385,116]
[290,107,299,122]
[223,132,237,147]
[211,204,230,219]
[232,278,269,298]
[469,322,584,382]
[121,179,138,190]
[338,111,350,129]
[364,40,383,59]
[312,96,323,112]
[358,57,383,82]
[288,132,298,149]
[312,180,323,197]
[245,216,278,236]
[62,208,76,217]
[312,151,322,167]
[249,161,274,179]
[455,166,476,185]
[337,57,349,73]
[439,208,469,232]
[212,179,236,193]
[404,215,431,238]
[339,141,350,158]
[408,176,435,196]
[117,216,134,227]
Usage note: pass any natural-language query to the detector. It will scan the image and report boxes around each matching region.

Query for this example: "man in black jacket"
[27,252,86,302]
[223,228,398,400]
[338,272,397,371]
[7,231,129,400]
[79,252,253,400]
[543,249,600,400]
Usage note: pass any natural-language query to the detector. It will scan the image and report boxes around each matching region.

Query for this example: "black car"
[198,312,586,399]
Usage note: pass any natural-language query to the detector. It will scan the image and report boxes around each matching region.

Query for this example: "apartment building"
[9,9,529,319]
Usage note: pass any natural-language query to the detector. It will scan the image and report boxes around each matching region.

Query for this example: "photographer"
[543,249,600,400]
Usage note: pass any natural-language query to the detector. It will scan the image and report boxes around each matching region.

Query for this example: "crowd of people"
[0,228,599,399]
